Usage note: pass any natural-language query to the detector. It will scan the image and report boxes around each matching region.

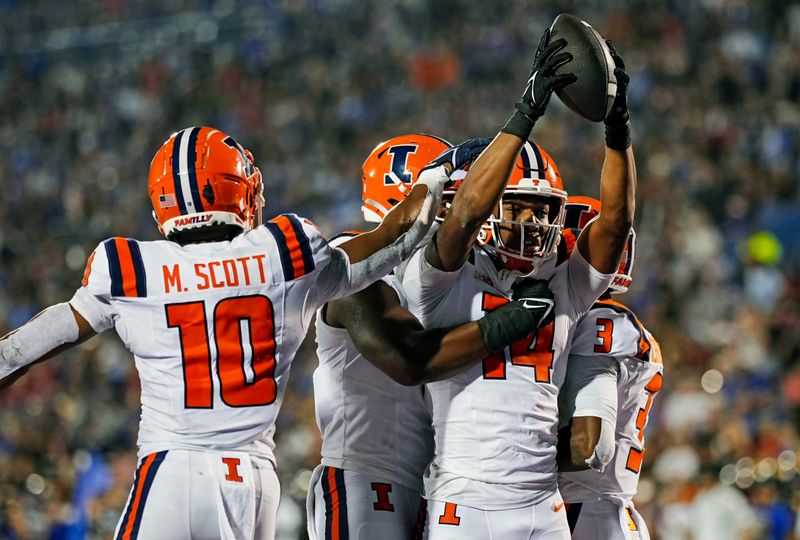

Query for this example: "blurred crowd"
[0,0,799,538]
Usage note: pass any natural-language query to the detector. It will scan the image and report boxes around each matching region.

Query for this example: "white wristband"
[585,418,616,472]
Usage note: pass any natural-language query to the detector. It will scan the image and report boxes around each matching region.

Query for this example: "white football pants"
[307,465,424,540]
[417,490,571,540]
[113,449,280,540]
[567,498,650,540]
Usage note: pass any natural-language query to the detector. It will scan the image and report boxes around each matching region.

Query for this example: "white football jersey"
[313,230,434,492]
[313,272,434,492]
[559,299,665,502]
[401,244,613,510]
[70,214,363,463]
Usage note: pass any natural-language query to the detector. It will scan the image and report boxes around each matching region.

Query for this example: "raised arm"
[577,42,636,274]
[324,279,555,385]
[429,29,576,271]
[327,137,495,299]
[429,134,525,271]
[337,163,451,266]
[0,304,96,389]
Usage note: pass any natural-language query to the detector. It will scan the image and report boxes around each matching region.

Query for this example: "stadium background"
[0,1,798,538]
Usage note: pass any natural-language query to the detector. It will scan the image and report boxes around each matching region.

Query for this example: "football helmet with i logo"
[361,133,452,223]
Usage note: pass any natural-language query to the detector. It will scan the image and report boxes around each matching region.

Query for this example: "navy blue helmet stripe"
[103,239,124,297]
[127,240,148,298]
[171,129,188,215]
[185,127,204,213]
[285,214,316,274]
[518,142,532,176]
[529,142,545,180]
[265,222,294,281]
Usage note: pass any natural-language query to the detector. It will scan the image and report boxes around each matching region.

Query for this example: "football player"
[0,126,455,540]
[402,31,636,539]
[308,134,556,540]
[557,196,664,540]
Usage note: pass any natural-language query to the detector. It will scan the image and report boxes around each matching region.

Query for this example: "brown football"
[549,13,617,122]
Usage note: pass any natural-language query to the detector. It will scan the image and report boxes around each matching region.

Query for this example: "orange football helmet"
[481,141,567,275]
[361,133,452,223]
[148,126,263,241]
[564,195,636,293]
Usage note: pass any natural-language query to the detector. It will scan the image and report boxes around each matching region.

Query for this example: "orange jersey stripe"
[114,238,140,298]
[122,453,157,540]
[271,216,308,278]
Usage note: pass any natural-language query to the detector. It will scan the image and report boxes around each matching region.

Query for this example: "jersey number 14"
[481,292,555,383]
[166,295,277,408]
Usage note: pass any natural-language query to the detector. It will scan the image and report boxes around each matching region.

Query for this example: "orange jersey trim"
[114,238,140,298]
[266,215,315,280]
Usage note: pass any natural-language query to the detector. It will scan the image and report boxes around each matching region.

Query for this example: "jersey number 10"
[166,295,277,408]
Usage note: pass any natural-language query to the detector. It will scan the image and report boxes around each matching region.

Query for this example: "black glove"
[604,40,631,150]
[511,278,556,327]
[502,29,577,140]
[422,137,493,173]
[476,279,555,353]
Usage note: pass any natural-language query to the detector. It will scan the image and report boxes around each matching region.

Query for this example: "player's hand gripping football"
[604,40,631,149]
[502,29,577,139]
[476,279,555,353]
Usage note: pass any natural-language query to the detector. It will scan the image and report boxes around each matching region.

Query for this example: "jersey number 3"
[481,292,555,383]
[166,295,277,408]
